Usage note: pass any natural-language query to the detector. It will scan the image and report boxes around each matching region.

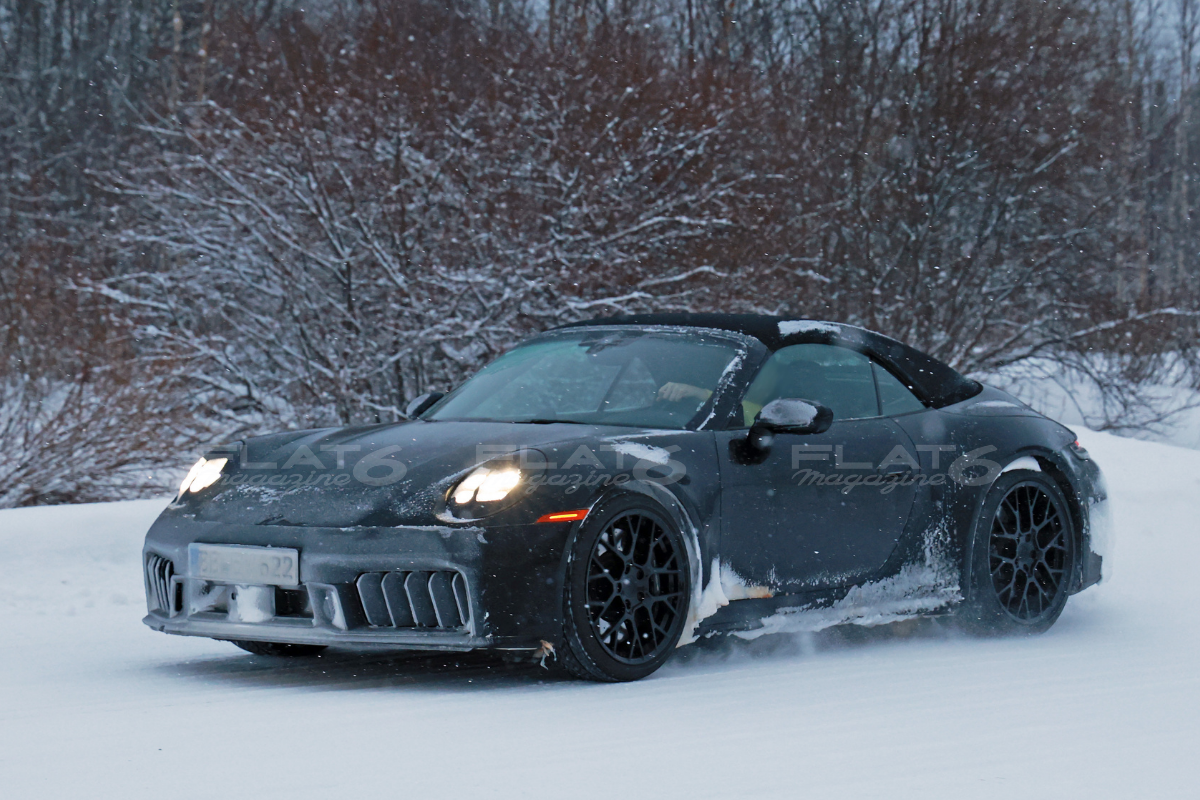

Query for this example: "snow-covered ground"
[1,428,1198,799]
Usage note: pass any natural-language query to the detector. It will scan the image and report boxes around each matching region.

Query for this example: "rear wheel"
[231,640,327,657]
[958,470,1076,634]
[557,499,691,682]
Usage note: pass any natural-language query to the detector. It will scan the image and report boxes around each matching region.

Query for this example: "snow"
[2,428,1199,798]
[1000,455,1042,473]
[608,440,673,466]
[681,559,778,644]
[778,319,841,337]
[682,557,734,644]
[734,521,961,640]
[229,585,274,624]
[716,561,775,602]
[761,397,819,426]
[970,399,1025,409]
[695,351,745,429]
[685,559,776,636]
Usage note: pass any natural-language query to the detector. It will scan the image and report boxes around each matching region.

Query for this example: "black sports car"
[143,314,1109,681]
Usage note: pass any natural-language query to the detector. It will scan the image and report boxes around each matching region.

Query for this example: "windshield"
[427,328,744,429]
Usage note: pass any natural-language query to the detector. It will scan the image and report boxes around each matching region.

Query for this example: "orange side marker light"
[536,509,590,524]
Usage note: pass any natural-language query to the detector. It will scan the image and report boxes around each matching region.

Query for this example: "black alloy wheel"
[559,500,691,681]
[959,469,1076,634]
[587,511,687,662]
[989,482,1069,620]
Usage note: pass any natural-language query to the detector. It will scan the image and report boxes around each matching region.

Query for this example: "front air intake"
[355,570,470,631]
[145,554,180,615]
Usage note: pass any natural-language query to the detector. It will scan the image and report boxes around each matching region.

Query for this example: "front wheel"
[557,498,691,682]
[957,470,1077,635]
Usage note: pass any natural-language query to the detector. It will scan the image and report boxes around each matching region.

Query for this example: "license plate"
[189,544,300,587]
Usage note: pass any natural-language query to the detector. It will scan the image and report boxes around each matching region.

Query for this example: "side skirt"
[694,564,962,641]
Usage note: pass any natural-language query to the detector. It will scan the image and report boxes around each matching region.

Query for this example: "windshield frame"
[423,325,762,431]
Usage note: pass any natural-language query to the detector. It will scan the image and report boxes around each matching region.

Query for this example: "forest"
[2,0,1199,505]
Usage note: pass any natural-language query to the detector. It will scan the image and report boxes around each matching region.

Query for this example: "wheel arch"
[558,479,706,649]
[960,449,1086,604]
[553,481,700,679]
[1026,450,1089,593]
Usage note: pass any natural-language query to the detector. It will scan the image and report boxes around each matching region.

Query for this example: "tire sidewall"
[964,469,1076,634]
[562,494,692,681]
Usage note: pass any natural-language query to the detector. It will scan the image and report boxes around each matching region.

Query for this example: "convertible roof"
[558,313,982,409]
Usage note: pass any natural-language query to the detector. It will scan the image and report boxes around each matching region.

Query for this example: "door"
[716,344,920,592]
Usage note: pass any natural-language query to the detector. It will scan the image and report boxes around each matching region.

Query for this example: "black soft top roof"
[558,313,982,409]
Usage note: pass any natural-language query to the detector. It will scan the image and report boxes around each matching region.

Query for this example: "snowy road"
[2,428,1198,799]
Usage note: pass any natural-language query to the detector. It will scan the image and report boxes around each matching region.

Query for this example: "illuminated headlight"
[452,466,521,504]
[178,457,228,496]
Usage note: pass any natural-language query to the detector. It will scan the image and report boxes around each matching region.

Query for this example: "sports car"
[143,314,1109,681]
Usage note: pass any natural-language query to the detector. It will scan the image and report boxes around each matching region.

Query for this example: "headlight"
[452,466,521,504]
[178,457,228,496]
[441,450,547,522]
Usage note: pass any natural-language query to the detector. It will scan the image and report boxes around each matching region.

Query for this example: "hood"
[181,419,634,528]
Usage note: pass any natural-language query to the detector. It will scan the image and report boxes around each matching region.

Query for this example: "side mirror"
[747,398,833,451]
[405,391,445,419]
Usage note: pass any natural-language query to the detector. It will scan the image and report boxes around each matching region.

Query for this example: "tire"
[556,497,692,682]
[231,640,328,657]
[957,469,1077,635]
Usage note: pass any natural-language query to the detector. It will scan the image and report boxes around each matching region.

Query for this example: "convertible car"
[143,314,1109,681]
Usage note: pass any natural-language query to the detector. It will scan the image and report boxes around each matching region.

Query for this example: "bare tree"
[3,0,1200,505]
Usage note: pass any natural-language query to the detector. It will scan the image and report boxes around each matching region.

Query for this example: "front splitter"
[144,613,491,651]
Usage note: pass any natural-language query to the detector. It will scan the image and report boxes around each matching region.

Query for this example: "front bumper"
[143,511,574,651]
[1059,445,1109,593]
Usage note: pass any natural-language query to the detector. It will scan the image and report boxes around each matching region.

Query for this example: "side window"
[873,362,925,416]
[739,343,879,424]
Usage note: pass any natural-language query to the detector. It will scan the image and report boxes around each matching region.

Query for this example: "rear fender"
[960,446,1091,601]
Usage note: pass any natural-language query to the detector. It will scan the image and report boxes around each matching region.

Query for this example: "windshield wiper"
[512,418,586,425]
